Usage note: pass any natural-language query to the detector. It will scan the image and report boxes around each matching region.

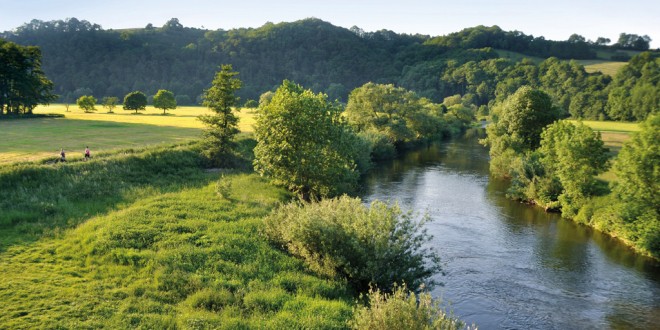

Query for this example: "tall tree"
[199,64,242,167]
[482,86,563,177]
[538,121,609,217]
[611,115,659,238]
[153,89,177,114]
[0,39,56,115]
[254,80,360,200]
[123,91,147,114]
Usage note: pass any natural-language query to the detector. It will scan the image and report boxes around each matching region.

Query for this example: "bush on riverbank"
[264,196,442,293]
[350,284,476,330]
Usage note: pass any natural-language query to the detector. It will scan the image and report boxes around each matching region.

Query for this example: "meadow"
[0,138,359,328]
[0,104,256,164]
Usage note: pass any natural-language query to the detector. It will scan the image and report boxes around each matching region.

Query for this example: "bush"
[350,284,476,330]
[264,196,442,292]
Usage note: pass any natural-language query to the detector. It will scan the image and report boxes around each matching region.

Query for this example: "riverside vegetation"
[1,75,475,328]
[0,137,471,329]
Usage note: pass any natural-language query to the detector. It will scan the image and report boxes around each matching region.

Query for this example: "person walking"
[84,146,91,161]
[60,148,66,162]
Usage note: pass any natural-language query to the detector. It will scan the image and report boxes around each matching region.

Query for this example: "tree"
[0,39,56,115]
[254,80,360,200]
[101,96,118,113]
[614,33,651,50]
[611,115,659,251]
[153,89,177,114]
[123,91,147,114]
[595,37,611,46]
[76,95,97,112]
[198,64,241,167]
[538,121,609,217]
[482,86,563,177]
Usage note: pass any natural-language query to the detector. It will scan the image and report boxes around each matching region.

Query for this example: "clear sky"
[1,0,658,48]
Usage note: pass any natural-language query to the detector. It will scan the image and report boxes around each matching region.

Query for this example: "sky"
[1,0,659,48]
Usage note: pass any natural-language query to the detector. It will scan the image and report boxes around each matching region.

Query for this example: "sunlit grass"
[579,61,626,76]
[0,104,256,164]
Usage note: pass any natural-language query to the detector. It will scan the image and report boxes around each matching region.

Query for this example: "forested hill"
[1,17,656,112]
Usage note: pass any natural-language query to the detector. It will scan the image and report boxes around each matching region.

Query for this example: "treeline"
[483,86,659,258]
[1,17,657,121]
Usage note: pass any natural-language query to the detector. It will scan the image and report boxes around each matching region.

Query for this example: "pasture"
[0,105,256,164]
[580,60,626,76]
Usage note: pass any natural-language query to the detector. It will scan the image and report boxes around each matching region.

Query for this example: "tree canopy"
[76,95,97,112]
[123,91,147,113]
[199,64,242,167]
[253,80,360,200]
[0,39,56,115]
[153,89,176,114]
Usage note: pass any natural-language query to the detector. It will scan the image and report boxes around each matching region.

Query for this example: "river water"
[361,130,660,329]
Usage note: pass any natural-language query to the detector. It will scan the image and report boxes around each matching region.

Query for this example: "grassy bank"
[0,105,256,164]
[0,142,355,329]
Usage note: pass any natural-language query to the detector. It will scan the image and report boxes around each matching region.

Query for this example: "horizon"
[1,0,658,49]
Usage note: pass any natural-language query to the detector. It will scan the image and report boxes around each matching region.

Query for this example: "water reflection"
[362,132,660,330]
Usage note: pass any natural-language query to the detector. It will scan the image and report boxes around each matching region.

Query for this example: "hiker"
[84,146,91,161]
[60,148,66,162]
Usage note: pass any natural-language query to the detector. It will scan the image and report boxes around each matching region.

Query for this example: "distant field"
[0,105,256,164]
[579,60,626,76]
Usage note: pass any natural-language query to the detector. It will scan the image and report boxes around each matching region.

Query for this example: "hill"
[2,18,654,104]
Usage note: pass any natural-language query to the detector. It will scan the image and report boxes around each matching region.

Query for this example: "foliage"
[199,64,242,167]
[76,95,97,112]
[0,145,355,328]
[254,80,361,200]
[613,33,652,51]
[537,121,610,217]
[606,52,659,121]
[350,284,474,330]
[123,91,147,113]
[482,86,563,177]
[153,89,177,114]
[263,196,442,293]
[0,39,56,115]
[101,96,118,113]
[610,114,659,253]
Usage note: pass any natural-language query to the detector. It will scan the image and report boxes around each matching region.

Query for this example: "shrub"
[264,196,442,292]
[350,284,475,330]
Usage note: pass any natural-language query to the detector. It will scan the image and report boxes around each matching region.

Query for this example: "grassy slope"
[0,105,256,164]
[579,61,627,76]
[0,145,353,329]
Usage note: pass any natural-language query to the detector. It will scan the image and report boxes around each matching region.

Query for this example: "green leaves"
[153,89,177,114]
[254,80,360,200]
[123,91,147,113]
[199,65,242,167]
[264,196,442,293]
[76,95,97,112]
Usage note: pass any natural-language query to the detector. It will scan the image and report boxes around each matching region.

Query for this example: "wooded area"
[2,18,657,121]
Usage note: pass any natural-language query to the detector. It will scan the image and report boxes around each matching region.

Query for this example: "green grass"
[0,143,354,329]
[0,104,256,164]
[579,60,627,76]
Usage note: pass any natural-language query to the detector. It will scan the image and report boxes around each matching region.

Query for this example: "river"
[361,130,660,329]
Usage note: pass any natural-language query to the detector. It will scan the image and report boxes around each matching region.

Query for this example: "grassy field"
[0,104,256,164]
[579,60,626,76]
[0,143,355,328]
